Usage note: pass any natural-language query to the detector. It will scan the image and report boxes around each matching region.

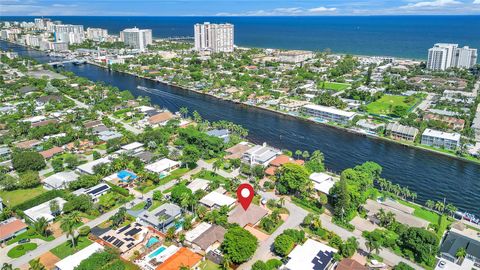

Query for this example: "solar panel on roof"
[118,224,131,233]
[108,236,116,243]
[88,184,109,195]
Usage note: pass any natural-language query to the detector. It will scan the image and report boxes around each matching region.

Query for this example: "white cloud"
[400,0,462,9]
[474,0,480,4]
[308,6,338,13]
[216,6,337,16]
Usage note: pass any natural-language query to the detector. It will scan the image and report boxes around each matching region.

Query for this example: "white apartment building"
[54,24,85,44]
[34,18,51,30]
[86,27,108,42]
[427,43,458,70]
[39,40,68,52]
[453,46,478,69]
[24,34,40,47]
[194,22,234,53]
[277,50,315,64]
[302,104,357,125]
[427,43,478,70]
[421,128,461,150]
[120,27,152,52]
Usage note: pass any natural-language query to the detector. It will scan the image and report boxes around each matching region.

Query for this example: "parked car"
[18,238,30,243]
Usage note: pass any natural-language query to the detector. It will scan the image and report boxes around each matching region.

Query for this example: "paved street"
[239,192,308,270]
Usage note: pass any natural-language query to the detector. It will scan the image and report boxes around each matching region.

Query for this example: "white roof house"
[303,104,357,118]
[55,242,104,270]
[187,178,210,193]
[309,173,337,195]
[185,222,212,243]
[121,142,144,151]
[24,197,67,222]
[72,183,111,202]
[200,191,236,208]
[422,128,461,142]
[43,171,80,190]
[145,158,179,174]
[284,239,337,270]
[242,143,280,166]
[77,157,111,175]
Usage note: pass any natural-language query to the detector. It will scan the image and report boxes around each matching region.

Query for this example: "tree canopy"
[221,226,258,264]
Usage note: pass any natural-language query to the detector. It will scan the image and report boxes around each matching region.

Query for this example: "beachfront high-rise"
[53,24,85,44]
[427,43,477,70]
[86,28,109,42]
[194,22,234,53]
[120,27,152,52]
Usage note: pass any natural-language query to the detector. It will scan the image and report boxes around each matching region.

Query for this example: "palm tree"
[435,201,445,213]
[158,215,167,232]
[28,259,45,270]
[411,192,417,203]
[60,213,80,247]
[365,237,382,257]
[279,197,285,207]
[222,255,232,270]
[425,200,435,209]
[1,263,13,270]
[302,151,310,160]
[446,203,458,217]
[456,247,466,262]
[295,150,302,159]
[179,107,188,118]
[212,159,223,175]
[31,217,49,237]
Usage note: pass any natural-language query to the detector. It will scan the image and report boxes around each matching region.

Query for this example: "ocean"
[1,15,480,59]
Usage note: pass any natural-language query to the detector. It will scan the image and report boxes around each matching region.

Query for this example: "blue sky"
[1,0,480,16]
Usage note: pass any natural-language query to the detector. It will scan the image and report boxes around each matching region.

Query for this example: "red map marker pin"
[237,183,254,210]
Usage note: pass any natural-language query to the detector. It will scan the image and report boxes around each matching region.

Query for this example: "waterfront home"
[225,142,252,160]
[0,217,28,242]
[421,128,461,150]
[76,157,112,174]
[206,129,230,143]
[43,171,80,190]
[385,123,419,142]
[302,104,357,125]
[356,119,385,133]
[284,239,337,270]
[265,154,303,176]
[437,228,480,270]
[24,197,67,222]
[55,242,104,270]
[310,172,337,195]
[200,191,236,209]
[136,203,181,232]
[472,104,480,139]
[147,111,174,126]
[242,142,280,166]
[72,183,111,202]
[278,99,311,112]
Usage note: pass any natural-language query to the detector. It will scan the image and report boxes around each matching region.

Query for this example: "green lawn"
[199,260,222,270]
[50,236,92,259]
[321,81,351,91]
[398,200,440,224]
[192,170,228,183]
[7,229,55,245]
[136,167,190,193]
[0,186,47,207]
[131,201,147,211]
[7,243,38,258]
[131,200,164,211]
[366,95,421,115]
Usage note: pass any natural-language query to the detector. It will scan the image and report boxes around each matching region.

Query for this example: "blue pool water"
[146,237,159,248]
[148,246,166,258]
[117,170,137,182]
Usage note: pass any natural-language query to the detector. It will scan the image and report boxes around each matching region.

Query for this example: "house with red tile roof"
[265,154,303,176]
[0,218,28,242]
[39,146,64,159]
[155,247,202,270]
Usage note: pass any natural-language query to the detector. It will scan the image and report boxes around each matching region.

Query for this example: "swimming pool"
[118,170,137,182]
[146,237,159,248]
[148,246,166,258]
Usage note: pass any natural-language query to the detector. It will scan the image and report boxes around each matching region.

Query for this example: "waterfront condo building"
[453,46,478,69]
[427,43,478,70]
[385,123,419,141]
[194,22,234,53]
[53,24,85,44]
[421,128,461,150]
[34,18,51,30]
[86,27,109,42]
[302,104,357,125]
[120,27,152,52]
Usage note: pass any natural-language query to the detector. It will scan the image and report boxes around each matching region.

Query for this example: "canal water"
[2,41,479,216]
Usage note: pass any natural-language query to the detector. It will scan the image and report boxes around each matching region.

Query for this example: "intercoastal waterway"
[2,41,479,217]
